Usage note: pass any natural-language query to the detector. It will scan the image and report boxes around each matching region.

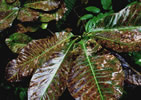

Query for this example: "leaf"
[0,0,20,31]
[24,0,61,12]
[5,33,32,53]
[88,3,141,52]
[85,6,100,13]
[28,39,76,100]
[113,52,141,86]
[40,4,67,22]
[124,67,141,85]
[15,23,40,33]
[17,7,40,22]
[101,0,112,10]
[6,0,17,4]
[67,40,124,100]
[5,31,73,82]
[80,14,93,20]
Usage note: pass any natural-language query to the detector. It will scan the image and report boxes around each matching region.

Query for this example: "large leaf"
[6,31,73,82]
[67,40,124,100]
[28,39,75,100]
[88,2,141,52]
[24,0,61,12]
[0,0,20,31]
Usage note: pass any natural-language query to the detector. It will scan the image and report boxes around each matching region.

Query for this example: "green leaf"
[85,6,100,13]
[67,40,124,99]
[0,0,20,31]
[88,3,141,52]
[28,39,76,100]
[80,14,93,20]
[6,31,73,82]
[5,33,32,53]
[101,0,112,10]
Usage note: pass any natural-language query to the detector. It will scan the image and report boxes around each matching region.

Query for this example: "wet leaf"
[17,7,40,22]
[67,41,124,100]
[89,3,141,52]
[6,31,73,82]
[5,33,32,53]
[0,0,20,31]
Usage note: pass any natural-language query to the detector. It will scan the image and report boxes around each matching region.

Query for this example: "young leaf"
[88,2,141,52]
[5,31,73,82]
[80,14,93,20]
[28,39,76,100]
[85,6,100,13]
[67,41,124,100]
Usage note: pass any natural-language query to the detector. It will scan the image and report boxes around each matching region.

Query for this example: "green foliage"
[101,0,112,10]
[129,51,141,66]
[85,6,100,13]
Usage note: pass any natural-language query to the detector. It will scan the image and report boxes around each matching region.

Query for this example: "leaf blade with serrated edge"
[67,40,124,100]
[6,31,73,82]
[88,2,141,52]
[28,38,76,100]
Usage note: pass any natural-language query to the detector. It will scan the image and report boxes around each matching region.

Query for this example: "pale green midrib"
[88,26,141,35]
[81,41,104,100]
[41,38,77,100]
[0,10,18,24]
[8,34,73,81]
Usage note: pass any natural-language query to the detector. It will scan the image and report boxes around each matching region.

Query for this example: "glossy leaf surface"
[28,40,75,100]
[67,41,124,100]
[6,31,73,82]
[89,3,141,52]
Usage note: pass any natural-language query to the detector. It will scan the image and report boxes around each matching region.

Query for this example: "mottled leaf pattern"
[15,23,39,33]
[6,32,73,82]
[0,0,20,31]
[67,41,124,100]
[40,4,67,22]
[24,0,61,11]
[5,33,32,53]
[28,40,74,99]
[89,3,141,52]
[17,7,40,22]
